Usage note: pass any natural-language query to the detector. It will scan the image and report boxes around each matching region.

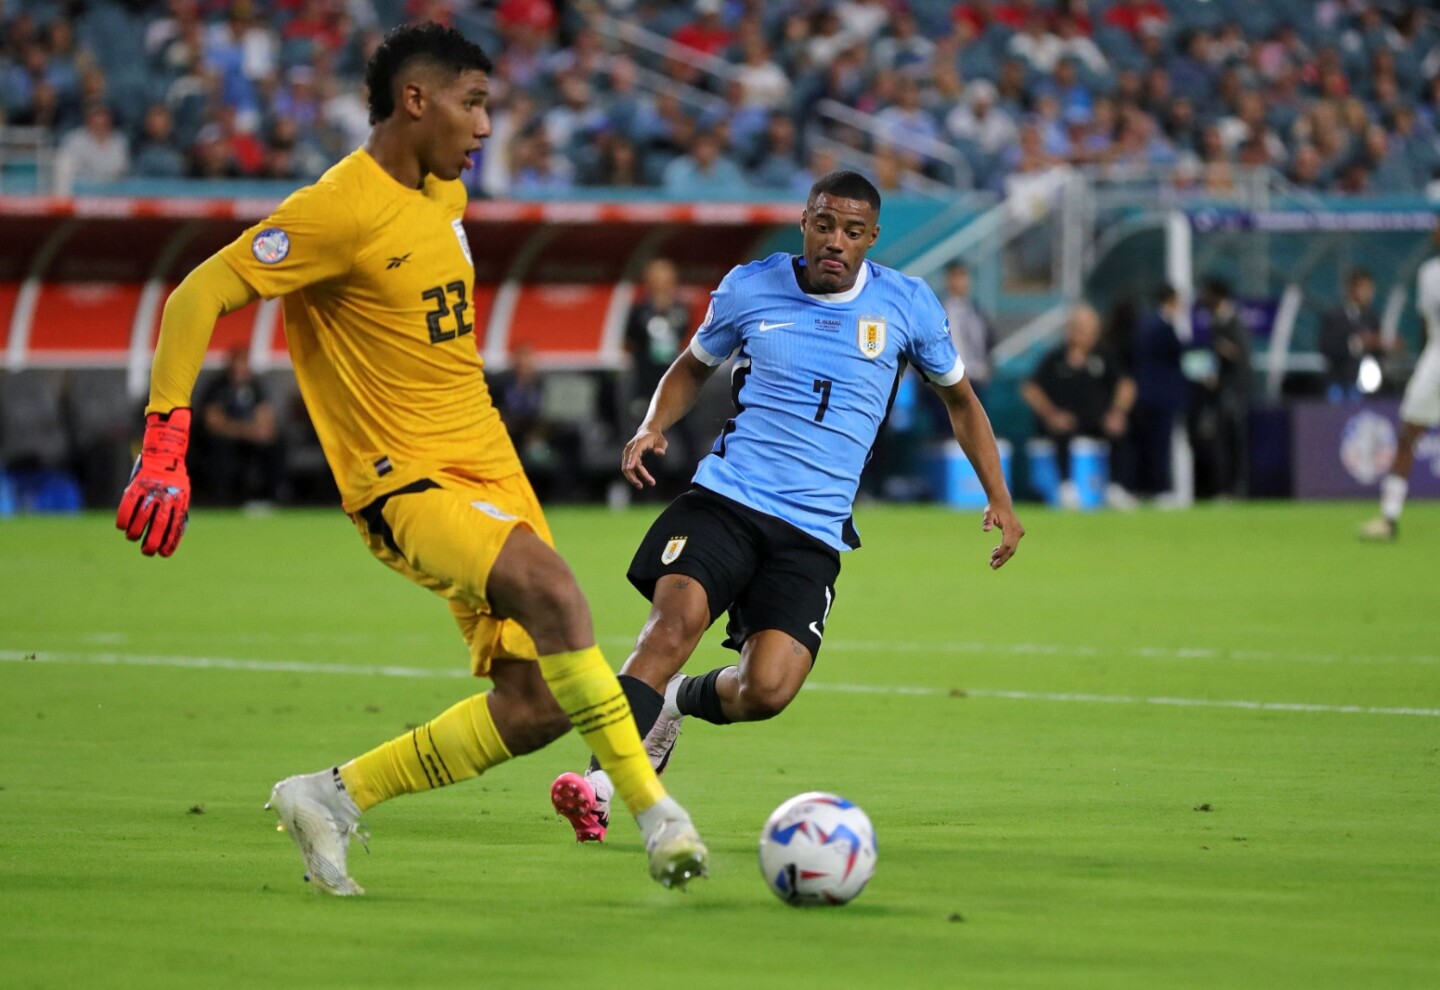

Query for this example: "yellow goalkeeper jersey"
[219,148,520,512]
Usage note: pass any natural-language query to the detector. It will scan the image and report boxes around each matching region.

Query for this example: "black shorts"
[627,486,841,659]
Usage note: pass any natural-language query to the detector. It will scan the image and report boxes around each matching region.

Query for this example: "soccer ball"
[758,792,877,907]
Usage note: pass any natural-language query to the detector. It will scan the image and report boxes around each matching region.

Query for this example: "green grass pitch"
[1,502,1437,988]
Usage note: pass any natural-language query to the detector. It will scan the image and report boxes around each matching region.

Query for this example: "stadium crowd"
[4,0,1440,197]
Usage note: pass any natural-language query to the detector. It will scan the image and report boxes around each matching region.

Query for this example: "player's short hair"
[807,170,882,216]
[365,22,493,124]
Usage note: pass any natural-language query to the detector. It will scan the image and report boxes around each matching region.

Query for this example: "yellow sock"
[339,693,511,811]
[540,645,665,816]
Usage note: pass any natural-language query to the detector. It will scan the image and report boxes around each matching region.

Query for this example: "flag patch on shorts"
[374,456,393,476]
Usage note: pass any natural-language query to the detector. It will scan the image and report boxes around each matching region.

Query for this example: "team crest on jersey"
[857,315,887,358]
[451,218,473,265]
[251,228,290,264]
[661,536,688,565]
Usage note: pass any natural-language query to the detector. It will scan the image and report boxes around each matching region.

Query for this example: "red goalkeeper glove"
[116,408,192,557]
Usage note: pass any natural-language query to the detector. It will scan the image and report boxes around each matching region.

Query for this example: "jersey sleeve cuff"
[926,357,966,387]
[689,335,732,367]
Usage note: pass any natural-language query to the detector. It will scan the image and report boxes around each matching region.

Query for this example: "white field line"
[60,631,1440,667]
[3,649,1438,719]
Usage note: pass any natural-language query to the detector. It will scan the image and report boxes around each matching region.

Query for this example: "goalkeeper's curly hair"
[365,22,493,125]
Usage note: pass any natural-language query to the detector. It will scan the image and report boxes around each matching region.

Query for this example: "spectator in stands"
[202,2,275,134]
[872,10,934,74]
[1193,277,1252,499]
[1009,11,1063,76]
[1129,286,1188,498]
[671,0,731,84]
[1055,13,1107,76]
[941,260,996,403]
[56,103,130,186]
[661,128,749,198]
[876,77,940,168]
[734,37,790,111]
[747,111,803,191]
[1286,141,1325,189]
[953,1,997,38]
[199,348,283,506]
[1022,303,1135,505]
[834,0,890,44]
[510,125,575,196]
[1320,270,1394,401]
[1355,122,1419,193]
[271,65,322,134]
[1103,0,1168,41]
[544,72,608,157]
[581,133,646,188]
[131,104,187,179]
[946,80,1018,161]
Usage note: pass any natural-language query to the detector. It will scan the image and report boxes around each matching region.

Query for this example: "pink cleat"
[551,772,610,843]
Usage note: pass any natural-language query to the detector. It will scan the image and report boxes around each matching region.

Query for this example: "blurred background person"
[1191,278,1253,499]
[941,260,996,404]
[1129,286,1188,500]
[1022,303,1135,508]
[1320,270,1397,401]
[198,348,283,507]
[623,257,701,497]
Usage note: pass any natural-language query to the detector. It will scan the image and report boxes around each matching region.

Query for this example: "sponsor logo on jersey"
[857,316,887,358]
[451,218,473,265]
[661,536,688,564]
[469,500,516,521]
[758,320,795,333]
[251,228,290,264]
[386,253,412,270]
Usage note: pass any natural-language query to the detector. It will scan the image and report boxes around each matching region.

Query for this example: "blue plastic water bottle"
[1069,437,1110,511]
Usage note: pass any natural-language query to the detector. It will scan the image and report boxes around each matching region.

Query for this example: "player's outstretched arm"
[933,378,1024,570]
[622,350,716,488]
[117,255,260,557]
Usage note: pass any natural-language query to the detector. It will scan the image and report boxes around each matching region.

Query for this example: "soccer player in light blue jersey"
[553,171,1023,842]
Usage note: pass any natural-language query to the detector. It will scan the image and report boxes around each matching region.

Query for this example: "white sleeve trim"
[689,335,732,367]
[925,356,966,387]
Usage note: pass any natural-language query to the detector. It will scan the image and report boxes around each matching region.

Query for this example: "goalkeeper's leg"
[486,527,706,887]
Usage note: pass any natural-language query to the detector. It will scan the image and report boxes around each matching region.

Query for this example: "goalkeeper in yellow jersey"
[114,22,706,895]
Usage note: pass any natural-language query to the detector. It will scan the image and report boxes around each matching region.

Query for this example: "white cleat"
[266,768,366,896]
[1358,516,1397,542]
[638,796,709,890]
[644,673,686,773]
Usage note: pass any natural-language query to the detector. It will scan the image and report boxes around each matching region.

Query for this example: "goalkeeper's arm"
[117,256,260,556]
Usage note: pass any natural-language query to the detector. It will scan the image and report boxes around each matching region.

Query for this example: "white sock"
[662,674,685,719]
[635,794,687,839]
[1380,474,1408,522]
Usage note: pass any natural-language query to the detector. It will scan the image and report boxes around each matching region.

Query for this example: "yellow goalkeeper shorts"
[351,470,553,676]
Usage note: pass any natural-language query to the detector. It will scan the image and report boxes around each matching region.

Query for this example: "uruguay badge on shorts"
[661,536,688,564]
[857,315,887,358]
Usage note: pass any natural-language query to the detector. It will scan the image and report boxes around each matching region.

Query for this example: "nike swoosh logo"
[758,321,795,333]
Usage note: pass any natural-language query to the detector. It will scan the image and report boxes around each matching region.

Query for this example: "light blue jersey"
[689,253,964,551]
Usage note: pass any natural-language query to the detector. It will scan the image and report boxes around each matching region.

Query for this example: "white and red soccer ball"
[758,792,877,907]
